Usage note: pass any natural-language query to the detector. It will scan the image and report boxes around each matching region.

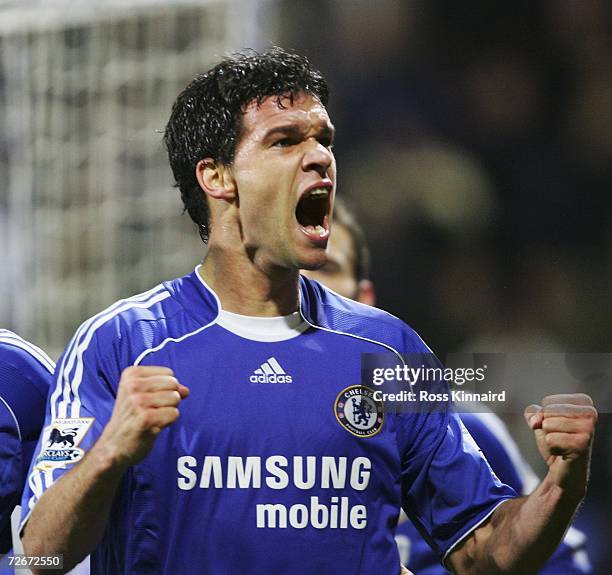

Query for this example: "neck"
[199,246,300,317]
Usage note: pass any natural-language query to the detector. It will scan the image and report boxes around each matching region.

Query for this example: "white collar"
[216,309,308,342]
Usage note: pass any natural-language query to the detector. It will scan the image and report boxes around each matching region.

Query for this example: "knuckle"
[120,375,133,390]
[575,407,597,426]
[122,365,138,377]
[123,376,141,393]
[542,394,566,408]
[576,393,593,405]
[132,393,148,408]
[577,432,591,448]
[126,365,146,378]
[163,406,179,423]
[137,410,153,429]
[542,403,560,414]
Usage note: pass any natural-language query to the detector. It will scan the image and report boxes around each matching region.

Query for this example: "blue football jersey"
[0,330,53,554]
[395,411,592,574]
[21,269,515,574]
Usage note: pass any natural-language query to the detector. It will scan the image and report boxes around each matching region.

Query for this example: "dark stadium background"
[278,1,611,571]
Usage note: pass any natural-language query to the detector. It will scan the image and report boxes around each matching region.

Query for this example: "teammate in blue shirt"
[21,48,597,575]
[0,330,53,555]
[305,200,593,574]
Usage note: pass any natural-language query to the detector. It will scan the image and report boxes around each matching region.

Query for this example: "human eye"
[272,137,297,148]
[318,134,335,149]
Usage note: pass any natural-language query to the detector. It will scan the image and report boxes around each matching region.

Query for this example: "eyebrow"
[263,122,335,143]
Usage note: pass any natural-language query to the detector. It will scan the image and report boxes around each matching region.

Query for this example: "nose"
[302,139,334,177]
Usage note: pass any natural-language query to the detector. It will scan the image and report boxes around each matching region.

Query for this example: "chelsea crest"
[334,385,384,437]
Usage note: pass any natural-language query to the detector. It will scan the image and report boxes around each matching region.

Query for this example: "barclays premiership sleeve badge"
[34,417,94,470]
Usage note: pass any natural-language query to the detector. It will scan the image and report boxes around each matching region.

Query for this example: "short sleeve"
[460,412,540,495]
[397,408,517,559]
[19,329,120,532]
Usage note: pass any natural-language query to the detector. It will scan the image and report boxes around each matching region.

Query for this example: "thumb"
[178,383,190,398]
[524,404,543,430]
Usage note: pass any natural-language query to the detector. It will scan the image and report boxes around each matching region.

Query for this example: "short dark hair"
[332,198,370,281]
[164,46,329,243]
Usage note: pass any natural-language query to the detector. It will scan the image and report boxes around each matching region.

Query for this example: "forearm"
[22,441,126,574]
[450,474,584,575]
[22,366,187,574]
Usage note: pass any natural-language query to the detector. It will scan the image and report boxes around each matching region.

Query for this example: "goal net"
[0,0,267,356]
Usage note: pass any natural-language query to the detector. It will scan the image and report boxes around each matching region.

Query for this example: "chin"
[295,251,327,272]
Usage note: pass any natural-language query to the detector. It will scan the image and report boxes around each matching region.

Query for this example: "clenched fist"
[97,366,190,470]
[524,393,597,496]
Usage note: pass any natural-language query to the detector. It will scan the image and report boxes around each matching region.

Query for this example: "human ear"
[195,158,236,201]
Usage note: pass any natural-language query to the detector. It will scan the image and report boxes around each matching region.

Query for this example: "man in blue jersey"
[21,48,597,574]
[303,203,592,574]
[0,332,90,575]
[0,331,53,556]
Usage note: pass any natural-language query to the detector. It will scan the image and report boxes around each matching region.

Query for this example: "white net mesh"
[0,0,267,356]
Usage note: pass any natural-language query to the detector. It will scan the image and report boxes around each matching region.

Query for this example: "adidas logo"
[250,357,293,384]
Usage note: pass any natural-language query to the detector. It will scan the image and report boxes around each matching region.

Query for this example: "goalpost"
[0,0,270,357]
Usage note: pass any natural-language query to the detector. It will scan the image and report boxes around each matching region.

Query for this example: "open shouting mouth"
[296,181,332,244]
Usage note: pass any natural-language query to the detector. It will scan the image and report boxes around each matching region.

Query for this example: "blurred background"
[0,0,610,571]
